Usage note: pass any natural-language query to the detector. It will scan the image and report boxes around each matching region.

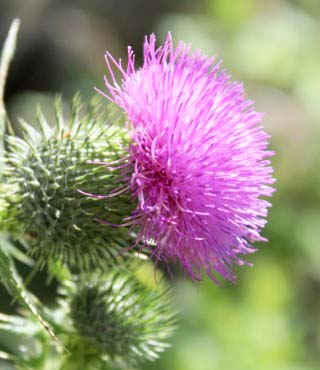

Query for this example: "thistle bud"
[2,95,133,270]
[70,269,176,368]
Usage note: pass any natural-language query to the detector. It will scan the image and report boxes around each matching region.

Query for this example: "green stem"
[0,19,20,173]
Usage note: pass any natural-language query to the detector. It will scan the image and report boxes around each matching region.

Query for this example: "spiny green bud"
[2,95,134,270]
[70,267,176,368]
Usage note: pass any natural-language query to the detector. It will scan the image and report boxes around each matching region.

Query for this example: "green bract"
[2,95,133,271]
[70,269,176,368]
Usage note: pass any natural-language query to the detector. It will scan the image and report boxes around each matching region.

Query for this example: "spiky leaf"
[0,233,62,347]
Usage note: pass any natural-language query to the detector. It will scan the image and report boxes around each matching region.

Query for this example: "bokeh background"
[1,1,320,369]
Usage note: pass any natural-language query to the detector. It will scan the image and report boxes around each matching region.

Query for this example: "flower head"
[98,33,275,283]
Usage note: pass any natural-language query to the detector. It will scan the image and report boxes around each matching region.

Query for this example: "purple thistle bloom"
[98,33,275,283]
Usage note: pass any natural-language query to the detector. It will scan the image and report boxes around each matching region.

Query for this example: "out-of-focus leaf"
[0,19,20,181]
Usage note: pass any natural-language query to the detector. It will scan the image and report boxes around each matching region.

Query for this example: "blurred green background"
[1,0,320,369]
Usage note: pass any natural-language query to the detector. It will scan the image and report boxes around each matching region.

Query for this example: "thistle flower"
[97,33,275,283]
[2,96,133,270]
[70,269,175,368]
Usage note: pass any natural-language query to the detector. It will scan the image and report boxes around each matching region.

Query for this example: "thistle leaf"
[0,233,63,348]
[0,19,20,176]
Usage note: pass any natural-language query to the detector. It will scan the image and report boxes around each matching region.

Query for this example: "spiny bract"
[2,95,133,270]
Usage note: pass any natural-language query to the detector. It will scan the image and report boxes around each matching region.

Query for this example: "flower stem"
[0,19,20,172]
